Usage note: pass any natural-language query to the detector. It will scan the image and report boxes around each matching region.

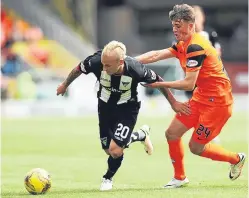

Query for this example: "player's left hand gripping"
[56,83,67,96]
[172,101,191,115]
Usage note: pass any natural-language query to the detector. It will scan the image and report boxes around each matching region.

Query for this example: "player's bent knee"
[189,141,204,155]
[109,148,123,158]
[165,128,179,140]
[109,151,123,159]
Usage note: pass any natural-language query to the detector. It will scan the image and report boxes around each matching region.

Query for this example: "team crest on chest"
[122,81,130,87]
[119,76,132,90]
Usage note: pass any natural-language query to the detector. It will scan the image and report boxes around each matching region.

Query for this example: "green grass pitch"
[2,112,248,198]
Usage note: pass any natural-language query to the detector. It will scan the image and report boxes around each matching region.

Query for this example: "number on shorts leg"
[196,124,211,139]
[114,123,130,139]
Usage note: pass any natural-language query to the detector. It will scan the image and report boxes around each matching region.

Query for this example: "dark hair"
[169,4,195,23]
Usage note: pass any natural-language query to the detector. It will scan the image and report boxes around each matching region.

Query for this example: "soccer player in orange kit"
[135,4,246,188]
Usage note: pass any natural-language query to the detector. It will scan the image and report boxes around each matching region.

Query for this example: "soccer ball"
[24,168,51,195]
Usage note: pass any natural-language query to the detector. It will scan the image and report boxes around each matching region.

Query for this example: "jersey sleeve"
[186,44,206,72]
[129,60,159,83]
[77,50,102,74]
[167,44,178,57]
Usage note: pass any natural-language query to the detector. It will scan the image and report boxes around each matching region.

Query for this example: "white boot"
[163,177,189,188]
[139,125,153,155]
[100,178,113,191]
[229,153,246,181]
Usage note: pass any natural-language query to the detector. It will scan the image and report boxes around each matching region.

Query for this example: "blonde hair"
[102,40,127,60]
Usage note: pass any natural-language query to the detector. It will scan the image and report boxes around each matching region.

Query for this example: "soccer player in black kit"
[57,40,190,191]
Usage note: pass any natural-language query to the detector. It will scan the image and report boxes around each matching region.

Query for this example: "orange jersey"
[168,33,233,106]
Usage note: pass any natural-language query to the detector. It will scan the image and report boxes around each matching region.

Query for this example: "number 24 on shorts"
[196,124,211,140]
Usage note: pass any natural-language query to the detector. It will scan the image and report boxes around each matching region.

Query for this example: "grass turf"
[2,112,248,197]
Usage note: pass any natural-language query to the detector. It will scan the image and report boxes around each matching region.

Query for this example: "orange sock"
[168,138,185,180]
[201,143,239,164]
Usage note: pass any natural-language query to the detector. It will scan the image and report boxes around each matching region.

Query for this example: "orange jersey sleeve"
[168,44,178,57]
[185,44,206,72]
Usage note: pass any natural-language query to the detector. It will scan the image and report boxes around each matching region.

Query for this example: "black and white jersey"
[78,50,159,105]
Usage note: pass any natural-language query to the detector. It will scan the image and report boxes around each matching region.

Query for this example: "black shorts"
[98,99,141,149]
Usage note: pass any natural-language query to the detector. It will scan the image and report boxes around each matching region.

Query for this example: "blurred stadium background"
[1,0,248,197]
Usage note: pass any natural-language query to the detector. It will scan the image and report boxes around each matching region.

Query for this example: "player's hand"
[56,82,67,96]
[171,101,191,115]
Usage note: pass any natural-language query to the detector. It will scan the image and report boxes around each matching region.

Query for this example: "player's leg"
[117,101,153,154]
[101,103,140,190]
[163,118,190,188]
[126,102,153,154]
[127,126,147,145]
[164,100,199,188]
[101,123,133,191]
[127,124,153,155]
[98,103,112,154]
[100,139,124,191]
[98,102,117,191]
[107,104,140,163]
[189,104,246,180]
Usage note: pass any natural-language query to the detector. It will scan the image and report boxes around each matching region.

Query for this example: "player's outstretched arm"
[133,61,190,115]
[135,48,175,64]
[56,67,82,96]
[146,71,199,91]
[157,76,191,115]
[56,50,101,96]
[157,76,176,106]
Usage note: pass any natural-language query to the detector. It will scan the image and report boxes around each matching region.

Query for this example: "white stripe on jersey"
[99,71,111,102]
[117,90,132,104]
[99,71,136,104]
[99,88,111,103]
[118,75,132,104]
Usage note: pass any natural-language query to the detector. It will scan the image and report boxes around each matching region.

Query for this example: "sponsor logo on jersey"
[105,87,123,93]
[187,60,198,67]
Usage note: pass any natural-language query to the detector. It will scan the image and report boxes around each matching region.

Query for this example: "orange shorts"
[176,99,233,144]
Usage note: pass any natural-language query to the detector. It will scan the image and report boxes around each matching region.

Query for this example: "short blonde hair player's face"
[169,4,195,42]
[101,41,126,75]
